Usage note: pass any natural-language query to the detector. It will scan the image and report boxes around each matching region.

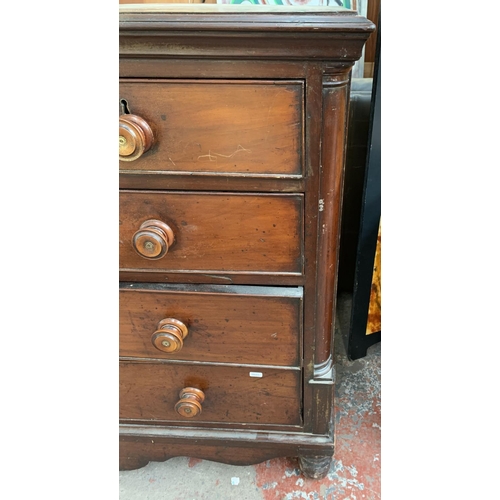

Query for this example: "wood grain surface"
[119,80,303,176]
[120,191,304,274]
[120,285,302,365]
[120,362,301,425]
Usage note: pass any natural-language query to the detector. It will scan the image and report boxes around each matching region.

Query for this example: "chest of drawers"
[119,4,374,479]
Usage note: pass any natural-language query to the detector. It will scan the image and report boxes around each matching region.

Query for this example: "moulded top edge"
[119,4,375,33]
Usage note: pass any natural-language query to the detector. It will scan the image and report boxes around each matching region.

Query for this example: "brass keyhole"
[120,99,131,115]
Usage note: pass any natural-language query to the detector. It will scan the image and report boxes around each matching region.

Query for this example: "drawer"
[120,284,302,366]
[119,362,301,426]
[119,191,304,274]
[119,80,303,176]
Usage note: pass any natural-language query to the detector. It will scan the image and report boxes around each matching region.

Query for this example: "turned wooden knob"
[151,318,188,353]
[175,388,205,418]
[132,219,175,260]
[119,113,154,162]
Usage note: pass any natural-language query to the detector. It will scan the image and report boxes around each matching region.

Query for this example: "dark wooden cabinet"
[338,16,381,360]
[119,4,373,479]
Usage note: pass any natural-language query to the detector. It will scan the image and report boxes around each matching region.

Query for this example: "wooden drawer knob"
[175,388,205,418]
[119,114,154,162]
[151,318,188,353]
[132,219,175,260]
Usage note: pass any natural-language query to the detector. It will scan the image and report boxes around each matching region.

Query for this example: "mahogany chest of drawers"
[119,4,374,479]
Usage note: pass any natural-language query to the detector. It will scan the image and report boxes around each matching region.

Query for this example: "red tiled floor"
[249,337,381,500]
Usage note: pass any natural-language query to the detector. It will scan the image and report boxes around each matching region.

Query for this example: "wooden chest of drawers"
[119,4,374,479]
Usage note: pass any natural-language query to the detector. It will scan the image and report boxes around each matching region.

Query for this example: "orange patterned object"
[366,223,381,335]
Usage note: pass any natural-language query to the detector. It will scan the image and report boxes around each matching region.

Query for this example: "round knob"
[175,388,205,418]
[119,114,154,162]
[151,318,189,353]
[132,219,175,260]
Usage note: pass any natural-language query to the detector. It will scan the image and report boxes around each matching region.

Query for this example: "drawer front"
[120,284,302,366]
[119,80,303,176]
[119,191,304,274]
[119,362,301,426]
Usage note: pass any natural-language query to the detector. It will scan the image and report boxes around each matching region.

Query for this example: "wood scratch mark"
[127,311,138,334]
[168,156,176,167]
[198,145,251,163]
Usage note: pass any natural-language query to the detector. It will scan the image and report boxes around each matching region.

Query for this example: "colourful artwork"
[217,0,357,9]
